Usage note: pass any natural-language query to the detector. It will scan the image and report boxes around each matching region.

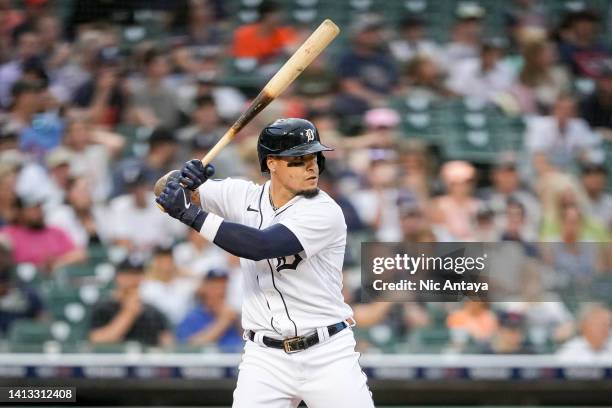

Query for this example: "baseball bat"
[154,19,340,198]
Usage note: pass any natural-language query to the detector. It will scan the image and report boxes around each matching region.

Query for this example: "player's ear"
[267,157,277,173]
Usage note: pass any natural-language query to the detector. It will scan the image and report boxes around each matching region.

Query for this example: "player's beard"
[296,188,319,198]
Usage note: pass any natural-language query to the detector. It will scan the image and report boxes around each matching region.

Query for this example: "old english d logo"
[275,254,303,272]
[305,128,315,142]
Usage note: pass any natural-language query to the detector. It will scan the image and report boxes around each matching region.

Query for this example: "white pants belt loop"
[253,331,267,347]
[316,326,330,342]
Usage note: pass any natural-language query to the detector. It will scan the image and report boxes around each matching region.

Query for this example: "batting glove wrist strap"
[156,180,207,231]
[181,205,204,230]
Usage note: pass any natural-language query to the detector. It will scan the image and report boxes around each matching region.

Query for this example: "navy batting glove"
[156,181,206,230]
[180,160,215,191]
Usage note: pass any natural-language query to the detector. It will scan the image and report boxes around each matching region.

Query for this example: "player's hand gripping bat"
[154,19,340,203]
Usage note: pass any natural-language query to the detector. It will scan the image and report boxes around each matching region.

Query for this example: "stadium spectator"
[558,303,612,358]
[390,16,442,65]
[430,161,480,241]
[474,203,498,241]
[231,1,296,63]
[294,56,338,113]
[350,152,402,241]
[140,247,197,326]
[106,163,186,255]
[580,162,612,229]
[3,80,42,134]
[41,147,74,208]
[72,46,126,127]
[173,228,228,278]
[510,39,571,114]
[499,199,538,255]
[63,117,124,202]
[398,200,436,243]
[538,172,609,242]
[0,195,86,272]
[513,272,576,346]
[18,103,64,161]
[335,14,398,116]
[190,128,248,180]
[0,150,20,226]
[336,108,400,151]
[0,267,43,335]
[556,10,611,78]
[447,38,515,102]
[0,29,40,108]
[0,121,19,151]
[45,176,108,249]
[478,154,540,240]
[10,0,52,39]
[397,139,434,203]
[443,3,485,62]
[51,29,108,104]
[541,204,609,284]
[351,299,430,352]
[317,174,365,234]
[175,56,247,122]
[579,60,612,137]
[129,48,182,130]
[403,55,455,102]
[111,127,179,197]
[171,0,224,56]
[0,238,43,335]
[525,95,601,169]
[177,94,222,140]
[504,0,548,33]
[481,311,533,354]
[36,14,71,71]
[175,268,242,350]
[447,300,498,350]
[89,257,172,346]
[0,1,24,62]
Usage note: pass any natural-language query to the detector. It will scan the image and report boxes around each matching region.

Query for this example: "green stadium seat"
[12,263,48,289]
[43,285,83,320]
[57,264,96,280]
[88,244,109,265]
[292,8,318,24]
[7,320,82,352]
[414,326,451,346]
[8,320,53,345]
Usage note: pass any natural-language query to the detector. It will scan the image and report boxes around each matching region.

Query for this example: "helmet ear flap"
[317,152,326,174]
[260,157,269,173]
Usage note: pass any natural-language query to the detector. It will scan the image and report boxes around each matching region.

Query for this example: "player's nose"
[305,155,317,172]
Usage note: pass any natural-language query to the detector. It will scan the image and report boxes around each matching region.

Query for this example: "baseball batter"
[156,118,374,408]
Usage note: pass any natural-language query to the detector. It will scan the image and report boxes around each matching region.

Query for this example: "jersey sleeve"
[278,201,346,259]
[198,178,257,223]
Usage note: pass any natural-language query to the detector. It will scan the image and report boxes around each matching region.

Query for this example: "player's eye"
[287,161,305,167]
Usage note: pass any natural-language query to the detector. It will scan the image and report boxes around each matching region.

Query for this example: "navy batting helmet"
[257,118,333,173]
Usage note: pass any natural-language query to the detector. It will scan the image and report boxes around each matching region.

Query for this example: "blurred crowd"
[0,0,611,357]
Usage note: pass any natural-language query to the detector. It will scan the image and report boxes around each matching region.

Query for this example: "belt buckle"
[282,336,306,354]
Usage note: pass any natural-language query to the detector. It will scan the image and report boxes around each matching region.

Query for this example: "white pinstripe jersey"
[198,178,353,338]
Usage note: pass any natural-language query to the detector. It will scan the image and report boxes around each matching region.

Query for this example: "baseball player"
[156,118,374,408]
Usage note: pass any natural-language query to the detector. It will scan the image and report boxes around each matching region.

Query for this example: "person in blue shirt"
[175,268,243,351]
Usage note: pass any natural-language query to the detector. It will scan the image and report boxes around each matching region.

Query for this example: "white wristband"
[200,213,224,242]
